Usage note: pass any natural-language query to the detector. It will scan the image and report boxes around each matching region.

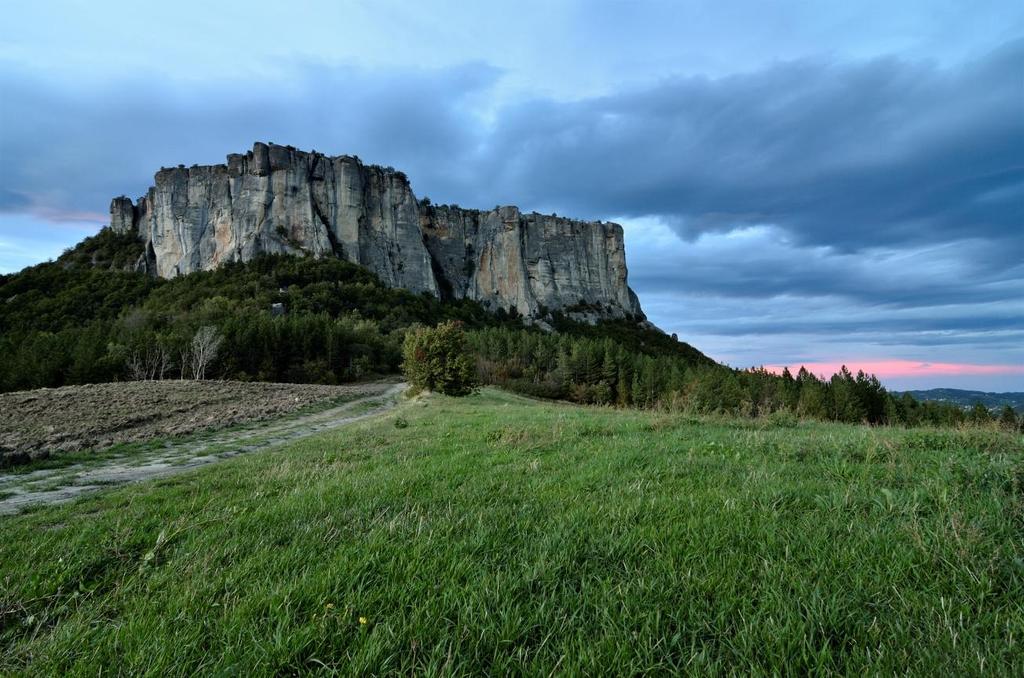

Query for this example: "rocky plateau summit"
[110,142,645,321]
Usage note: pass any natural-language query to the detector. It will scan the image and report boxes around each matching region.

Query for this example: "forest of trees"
[467,327,1004,428]
[0,232,513,390]
[1,228,1017,431]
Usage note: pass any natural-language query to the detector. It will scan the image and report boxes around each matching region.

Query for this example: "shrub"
[504,378,566,400]
[763,410,799,429]
[402,321,478,396]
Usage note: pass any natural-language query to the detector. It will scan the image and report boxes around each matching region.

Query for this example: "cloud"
[480,39,1024,253]
[623,220,1024,308]
[0,61,500,218]
[1,40,1020,255]
[624,215,1024,377]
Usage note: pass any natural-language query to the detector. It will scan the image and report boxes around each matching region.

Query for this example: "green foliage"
[999,404,1019,430]
[969,402,992,425]
[469,327,971,427]
[1,265,157,335]
[549,314,711,363]
[402,321,478,396]
[0,233,713,399]
[0,239,515,392]
[55,227,148,271]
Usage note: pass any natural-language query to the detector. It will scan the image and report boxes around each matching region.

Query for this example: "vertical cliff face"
[112,142,644,319]
[112,143,437,294]
[420,205,641,318]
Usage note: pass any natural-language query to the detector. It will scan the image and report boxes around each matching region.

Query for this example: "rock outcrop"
[111,142,645,320]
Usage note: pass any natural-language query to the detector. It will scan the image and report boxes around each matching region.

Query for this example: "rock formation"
[111,142,645,320]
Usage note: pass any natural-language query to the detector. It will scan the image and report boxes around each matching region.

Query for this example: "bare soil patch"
[0,382,406,515]
[0,379,398,465]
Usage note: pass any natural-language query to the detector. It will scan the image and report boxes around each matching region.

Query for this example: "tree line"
[0,237,509,391]
[2,230,1017,430]
[467,327,1019,429]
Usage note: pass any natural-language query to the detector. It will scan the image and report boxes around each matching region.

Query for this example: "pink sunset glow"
[762,360,1024,380]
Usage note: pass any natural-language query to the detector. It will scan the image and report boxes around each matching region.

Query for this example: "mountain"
[0,232,710,393]
[895,388,1024,413]
[110,142,644,323]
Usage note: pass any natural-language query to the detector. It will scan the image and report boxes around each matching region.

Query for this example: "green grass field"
[1,388,1021,675]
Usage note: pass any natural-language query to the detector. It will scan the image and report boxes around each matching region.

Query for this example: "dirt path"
[1,380,397,465]
[0,382,406,516]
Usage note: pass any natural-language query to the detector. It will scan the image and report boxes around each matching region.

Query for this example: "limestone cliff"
[111,142,645,320]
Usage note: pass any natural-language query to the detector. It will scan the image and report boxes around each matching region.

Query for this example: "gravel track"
[0,380,402,465]
[0,382,406,516]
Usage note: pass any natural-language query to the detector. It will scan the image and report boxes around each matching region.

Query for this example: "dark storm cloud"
[478,40,1023,253]
[871,333,1024,349]
[626,227,1024,308]
[0,62,498,219]
[1,41,1019,252]
[685,311,1024,337]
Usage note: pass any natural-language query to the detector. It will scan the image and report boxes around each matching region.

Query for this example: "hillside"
[2,389,1020,674]
[1,228,1007,430]
[896,388,1024,413]
[0,230,710,395]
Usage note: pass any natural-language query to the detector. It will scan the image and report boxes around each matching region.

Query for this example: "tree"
[402,321,478,396]
[601,346,618,387]
[127,342,171,381]
[188,325,223,380]
[831,366,866,423]
[796,372,829,420]
[998,405,1018,430]
[968,402,991,425]
[616,365,632,407]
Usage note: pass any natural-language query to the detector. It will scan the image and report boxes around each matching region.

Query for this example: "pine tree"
[631,372,645,409]
[601,346,618,386]
[968,402,991,425]
[998,405,1018,430]
[616,365,631,407]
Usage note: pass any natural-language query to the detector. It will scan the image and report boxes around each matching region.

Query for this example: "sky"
[1,0,1022,390]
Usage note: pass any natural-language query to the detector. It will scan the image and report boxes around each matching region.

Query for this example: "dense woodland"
[468,328,1018,428]
[1,229,1018,430]
[0,230,511,389]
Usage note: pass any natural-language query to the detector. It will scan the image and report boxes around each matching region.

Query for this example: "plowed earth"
[0,379,398,465]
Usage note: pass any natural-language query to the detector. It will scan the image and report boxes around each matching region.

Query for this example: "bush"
[763,410,799,429]
[402,321,478,396]
[504,378,567,400]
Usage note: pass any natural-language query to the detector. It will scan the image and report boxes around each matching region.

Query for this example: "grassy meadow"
[1,388,1021,675]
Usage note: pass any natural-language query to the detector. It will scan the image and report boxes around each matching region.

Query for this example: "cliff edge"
[111,142,645,321]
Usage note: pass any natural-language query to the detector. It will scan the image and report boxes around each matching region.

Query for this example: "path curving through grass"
[0,382,406,515]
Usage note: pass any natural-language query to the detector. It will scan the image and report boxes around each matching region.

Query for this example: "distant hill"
[894,388,1024,413]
